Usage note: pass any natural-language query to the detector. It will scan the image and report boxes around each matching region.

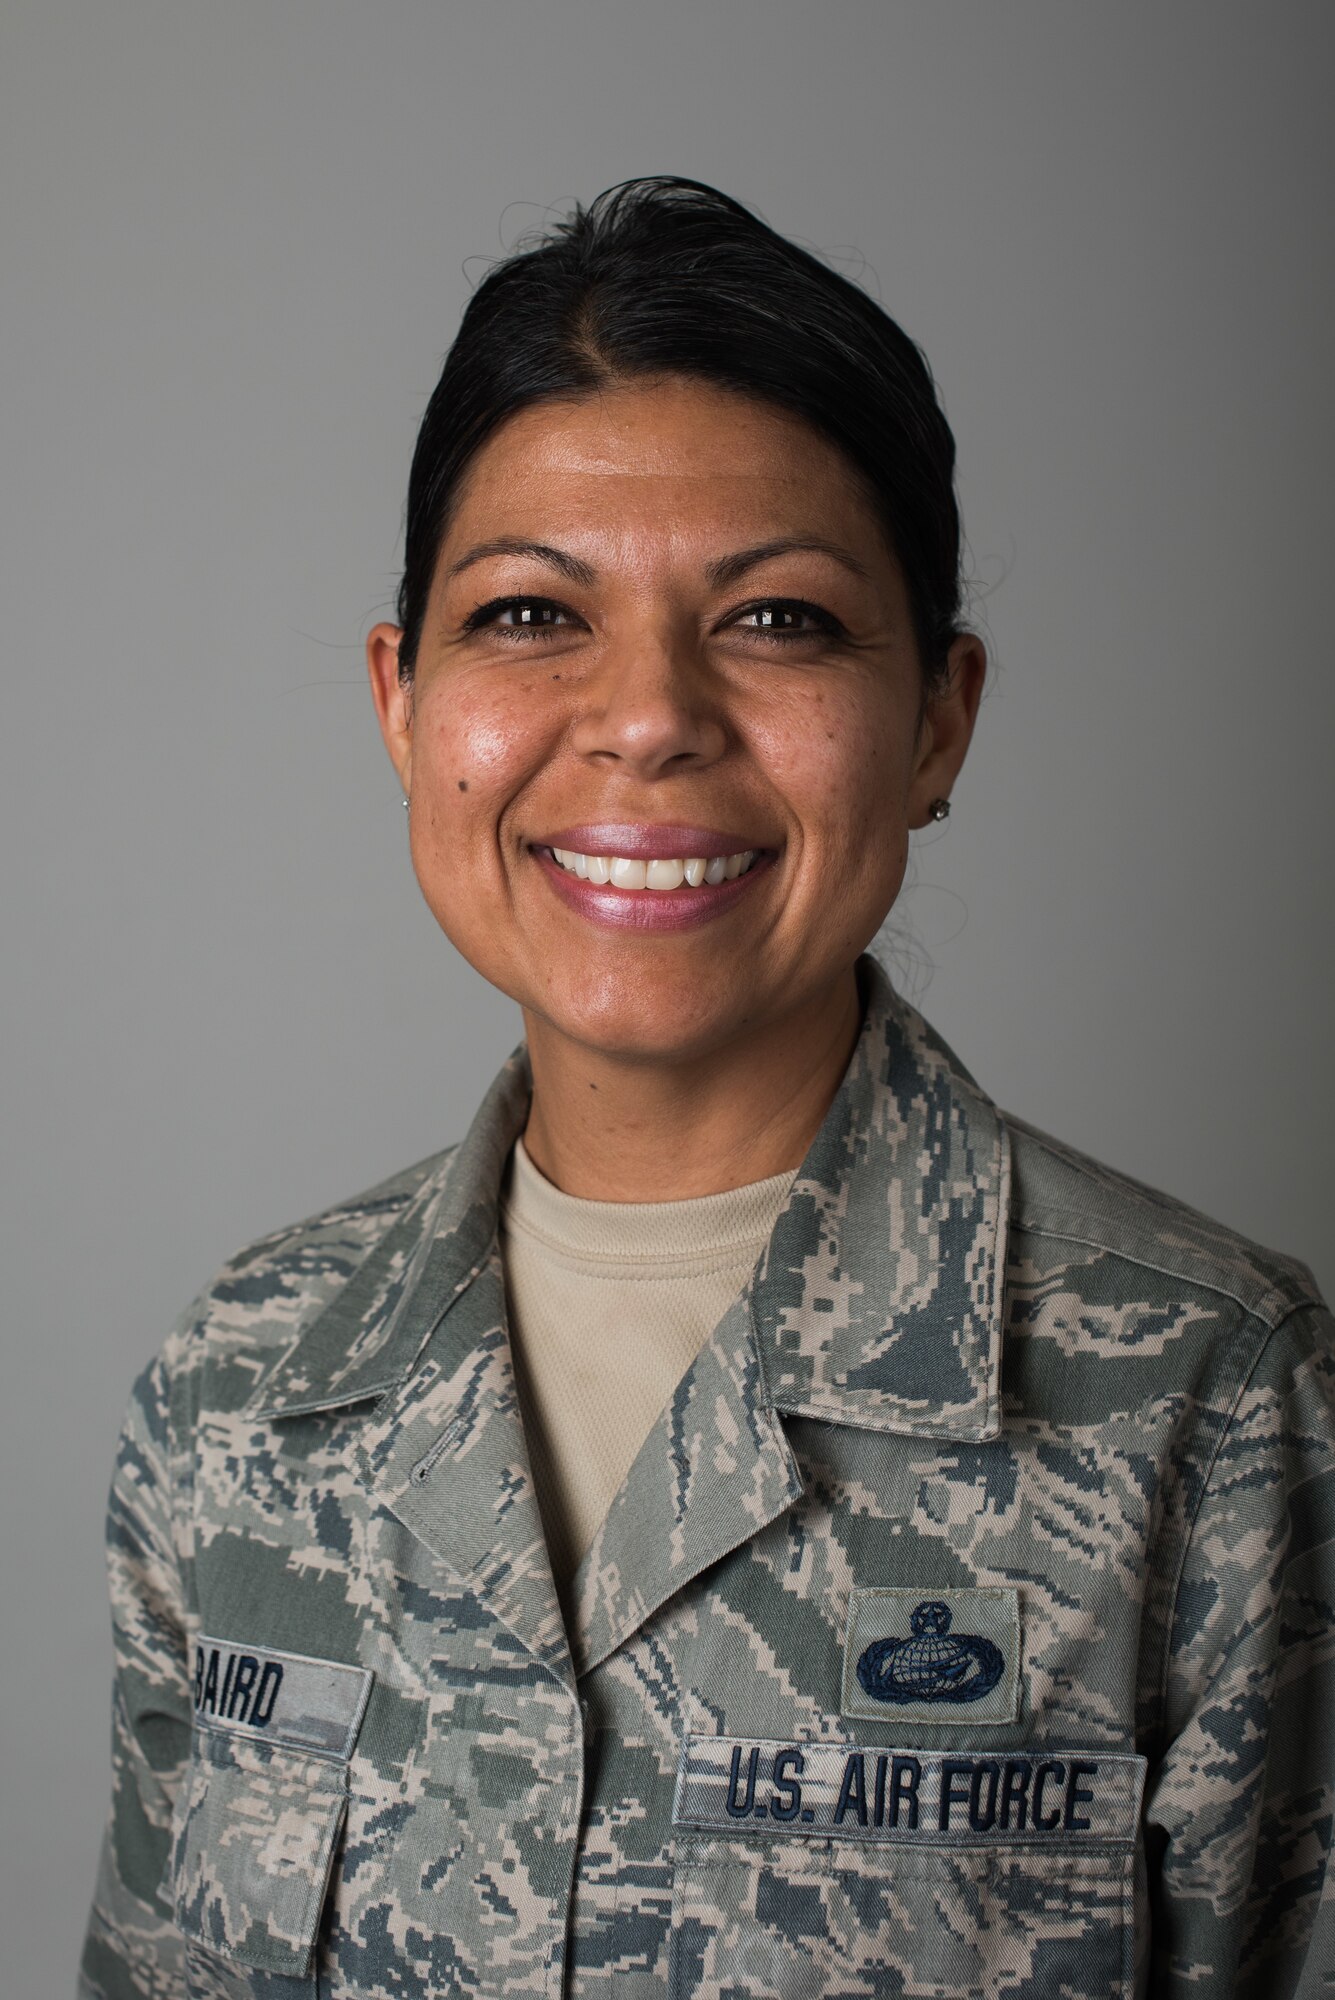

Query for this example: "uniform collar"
[248,954,1008,1442]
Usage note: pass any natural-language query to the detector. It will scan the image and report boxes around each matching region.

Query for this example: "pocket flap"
[171,1726,348,1978]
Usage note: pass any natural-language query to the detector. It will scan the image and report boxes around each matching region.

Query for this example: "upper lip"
[536,823,771,860]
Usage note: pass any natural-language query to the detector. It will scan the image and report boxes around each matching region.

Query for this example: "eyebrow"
[445,538,597,586]
[443,535,872,589]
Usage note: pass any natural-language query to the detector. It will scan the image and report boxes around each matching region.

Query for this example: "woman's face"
[368,376,984,1066]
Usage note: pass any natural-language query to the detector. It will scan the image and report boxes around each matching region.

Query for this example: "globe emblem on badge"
[856,1599,1005,1705]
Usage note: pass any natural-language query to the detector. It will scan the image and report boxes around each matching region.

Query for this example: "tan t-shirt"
[498,1137,796,1593]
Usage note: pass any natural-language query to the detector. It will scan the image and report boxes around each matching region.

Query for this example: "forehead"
[441,377,884,554]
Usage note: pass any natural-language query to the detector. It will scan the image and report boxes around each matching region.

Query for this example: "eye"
[460,595,583,640]
[730,598,844,641]
[459,592,845,645]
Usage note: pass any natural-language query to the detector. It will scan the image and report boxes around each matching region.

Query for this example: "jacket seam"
[1152,1297,1318,1741]
[151,1334,197,1923]
[166,1339,197,1623]
[1010,1217,1317,1326]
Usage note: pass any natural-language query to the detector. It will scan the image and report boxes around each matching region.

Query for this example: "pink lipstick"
[529,824,776,932]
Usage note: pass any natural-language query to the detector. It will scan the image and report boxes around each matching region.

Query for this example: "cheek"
[405,681,556,981]
[749,682,916,861]
[415,676,555,811]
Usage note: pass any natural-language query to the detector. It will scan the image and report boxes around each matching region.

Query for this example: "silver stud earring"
[402,796,410,811]
[927,797,951,821]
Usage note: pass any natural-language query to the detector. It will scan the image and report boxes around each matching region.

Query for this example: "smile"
[531,825,774,932]
[549,847,760,889]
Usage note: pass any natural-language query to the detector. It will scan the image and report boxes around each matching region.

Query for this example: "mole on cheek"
[457,780,469,792]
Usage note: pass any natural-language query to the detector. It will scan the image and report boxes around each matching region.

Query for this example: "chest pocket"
[166,1725,349,1997]
[670,1736,1144,2000]
[671,1837,1137,1999]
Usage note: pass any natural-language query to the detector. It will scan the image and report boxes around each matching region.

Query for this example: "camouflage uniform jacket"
[80,954,1335,1999]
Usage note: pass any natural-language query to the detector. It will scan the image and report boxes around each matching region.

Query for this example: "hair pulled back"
[395,176,967,691]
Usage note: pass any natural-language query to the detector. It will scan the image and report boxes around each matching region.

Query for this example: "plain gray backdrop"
[4,1,1332,1986]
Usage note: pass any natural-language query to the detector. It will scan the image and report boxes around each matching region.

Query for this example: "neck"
[519,967,863,1201]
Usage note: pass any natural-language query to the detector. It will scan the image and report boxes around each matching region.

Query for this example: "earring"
[402,796,410,811]
[927,797,951,821]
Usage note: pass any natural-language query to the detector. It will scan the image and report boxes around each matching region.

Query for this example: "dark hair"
[395,176,968,694]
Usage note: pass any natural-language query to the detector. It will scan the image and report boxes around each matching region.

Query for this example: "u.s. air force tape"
[674,1735,1147,1846]
[192,1636,373,1760]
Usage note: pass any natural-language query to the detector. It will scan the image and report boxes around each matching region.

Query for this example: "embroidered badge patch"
[674,1733,1145,1847]
[842,1587,1021,1725]
[192,1636,373,1760]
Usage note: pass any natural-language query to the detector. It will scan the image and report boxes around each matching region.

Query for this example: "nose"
[568,627,728,777]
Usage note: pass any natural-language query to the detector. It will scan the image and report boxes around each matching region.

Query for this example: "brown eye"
[461,595,582,639]
[731,598,843,640]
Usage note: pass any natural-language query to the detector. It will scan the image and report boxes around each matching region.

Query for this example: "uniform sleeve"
[1146,1298,1335,1997]
[79,1346,194,1999]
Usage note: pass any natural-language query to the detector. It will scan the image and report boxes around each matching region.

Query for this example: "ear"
[366,623,414,795]
[907,631,987,829]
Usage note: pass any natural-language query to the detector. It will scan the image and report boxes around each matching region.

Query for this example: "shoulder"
[143,1144,459,1415]
[1002,1108,1325,1333]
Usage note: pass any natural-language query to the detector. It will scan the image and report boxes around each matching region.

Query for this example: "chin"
[532,971,748,1068]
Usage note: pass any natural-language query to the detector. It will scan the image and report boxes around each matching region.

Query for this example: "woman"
[81,178,1334,1999]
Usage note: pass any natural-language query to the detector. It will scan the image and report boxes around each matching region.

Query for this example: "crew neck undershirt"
[497,1136,797,1600]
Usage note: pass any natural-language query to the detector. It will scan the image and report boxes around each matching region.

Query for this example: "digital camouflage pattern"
[80,954,1335,1998]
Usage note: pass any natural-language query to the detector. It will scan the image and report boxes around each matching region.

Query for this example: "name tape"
[674,1734,1146,1847]
[193,1636,373,1760]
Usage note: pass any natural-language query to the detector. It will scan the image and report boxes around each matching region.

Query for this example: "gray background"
[3,1,1332,1986]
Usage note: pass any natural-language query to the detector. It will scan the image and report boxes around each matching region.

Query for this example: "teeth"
[549,847,758,889]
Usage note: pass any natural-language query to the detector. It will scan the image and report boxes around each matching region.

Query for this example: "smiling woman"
[366,373,982,1176]
[81,179,1335,2000]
